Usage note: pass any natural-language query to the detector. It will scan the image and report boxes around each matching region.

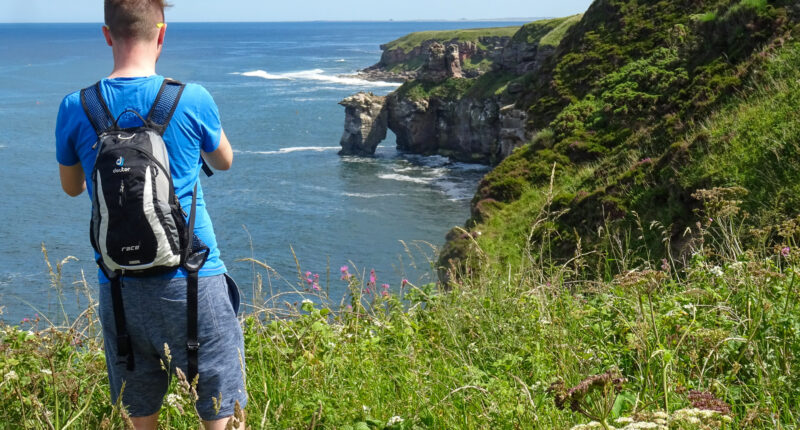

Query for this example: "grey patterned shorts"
[99,273,248,420]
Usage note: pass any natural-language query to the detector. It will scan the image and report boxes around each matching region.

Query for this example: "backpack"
[81,79,213,382]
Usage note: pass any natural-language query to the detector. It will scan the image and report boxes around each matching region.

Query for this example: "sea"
[0,22,524,324]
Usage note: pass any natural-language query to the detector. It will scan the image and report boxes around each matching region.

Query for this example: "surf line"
[234,69,401,88]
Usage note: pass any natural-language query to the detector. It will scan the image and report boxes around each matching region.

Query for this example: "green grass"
[538,14,583,47]
[383,26,521,54]
[3,208,800,428]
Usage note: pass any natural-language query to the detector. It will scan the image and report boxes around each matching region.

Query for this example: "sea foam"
[236,146,340,155]
[237,69,400,87]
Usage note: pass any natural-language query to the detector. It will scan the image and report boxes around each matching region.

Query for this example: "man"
[55,1,247,428]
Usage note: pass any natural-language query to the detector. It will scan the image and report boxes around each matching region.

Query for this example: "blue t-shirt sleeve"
[55,93,81,166]
[184,84,221,153]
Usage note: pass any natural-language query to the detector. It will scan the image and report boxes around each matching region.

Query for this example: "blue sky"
[2,0,594,22]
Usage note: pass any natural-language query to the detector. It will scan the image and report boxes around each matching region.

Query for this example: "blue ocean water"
[0,22,522,323]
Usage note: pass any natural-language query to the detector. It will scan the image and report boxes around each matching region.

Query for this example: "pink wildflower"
[382,283,390,289]
[401,279,409,287]
[782,247,791,258]
[382,291,389,297]
[340,265,348,273]
[312,283,321,291]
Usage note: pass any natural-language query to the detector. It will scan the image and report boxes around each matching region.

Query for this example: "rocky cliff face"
[341,36,554,163]
[338,93,388,156]
[358,36,512,82]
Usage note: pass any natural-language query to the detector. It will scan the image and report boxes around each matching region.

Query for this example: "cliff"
[439,0,800,280]
[340,16,580,162]
[356,26,520,82]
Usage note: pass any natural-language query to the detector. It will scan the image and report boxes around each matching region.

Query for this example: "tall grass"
[2,186,799,429]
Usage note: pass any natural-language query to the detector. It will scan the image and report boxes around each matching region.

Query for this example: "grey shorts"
[99,273,248,420]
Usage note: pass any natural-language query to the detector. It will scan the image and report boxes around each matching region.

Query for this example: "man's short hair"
[104,0,171,42]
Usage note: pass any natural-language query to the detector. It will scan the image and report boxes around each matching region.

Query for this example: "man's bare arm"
[202,129,233,171]
[59,163,86,197]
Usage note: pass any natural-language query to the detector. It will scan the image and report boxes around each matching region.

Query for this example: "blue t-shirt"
[55,75,227,283]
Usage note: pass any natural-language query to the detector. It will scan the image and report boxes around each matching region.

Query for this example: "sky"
[1,0,594,23]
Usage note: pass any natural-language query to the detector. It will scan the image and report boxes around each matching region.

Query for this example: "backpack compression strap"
[80,82,115,136]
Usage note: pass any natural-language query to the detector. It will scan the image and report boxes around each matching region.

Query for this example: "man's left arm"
[59,163,86,197]
[202,129,233,171]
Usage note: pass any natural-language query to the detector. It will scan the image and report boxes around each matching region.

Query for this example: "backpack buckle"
[186,341,200,352]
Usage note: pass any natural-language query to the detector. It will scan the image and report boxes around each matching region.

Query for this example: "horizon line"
[0,17,548,24]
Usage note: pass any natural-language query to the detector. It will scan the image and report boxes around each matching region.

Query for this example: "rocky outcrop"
[496,42,555,75]
[419,43,463,82]
[338,93,388,156]
[386,94,530,164]
[357,37,512,83]
[339,19,579,163]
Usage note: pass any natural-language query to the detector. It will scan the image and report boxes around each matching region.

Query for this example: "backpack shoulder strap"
[80,82,115,136]
[147,78,214,177]
[147,78,186,135]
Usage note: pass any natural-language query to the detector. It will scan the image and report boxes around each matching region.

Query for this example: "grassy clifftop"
[382,26,521,54]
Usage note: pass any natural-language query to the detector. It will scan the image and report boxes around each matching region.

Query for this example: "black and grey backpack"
[81,79,213,382]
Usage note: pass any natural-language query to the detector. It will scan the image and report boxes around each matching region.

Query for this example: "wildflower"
[302,299,313,305]
[382,283,390,289]
[40,368,53,376]
[3,370,19,383]
[709,266,724,277]
[312,283,321,291]
[781,246,791,257]
[382,291,389,297]
[305,271,312,278]
[688,390,732,415]
[166,393,181,408]
[369,269,377,286]
[401,278,409,287]
[661,259,670,272]
[387,416,404,426]
[340,265,348,273]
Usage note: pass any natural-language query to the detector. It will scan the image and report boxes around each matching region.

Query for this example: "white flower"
[40,369,52,376]
[166,394,181,408]
[387,416,404,426]
[302,299,313,305]
[709,266,724,277]
[615,417,634,424]
[3,370,19,383]
[620,422,663,429]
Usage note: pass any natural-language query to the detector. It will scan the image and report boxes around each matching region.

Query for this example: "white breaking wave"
[335,59,347,63]
[343,192,402,198]
[378,174,436,185]
[237,69,400,87]
[236,146,340,155]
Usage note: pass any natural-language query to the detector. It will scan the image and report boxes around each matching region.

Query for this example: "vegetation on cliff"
[444,0,800,274]
[382,26,521,54]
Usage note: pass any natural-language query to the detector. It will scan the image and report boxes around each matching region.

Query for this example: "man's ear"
[157,23,166,47]
[102,25,113,47]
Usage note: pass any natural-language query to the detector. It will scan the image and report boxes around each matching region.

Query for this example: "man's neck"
[108,41,159,79]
